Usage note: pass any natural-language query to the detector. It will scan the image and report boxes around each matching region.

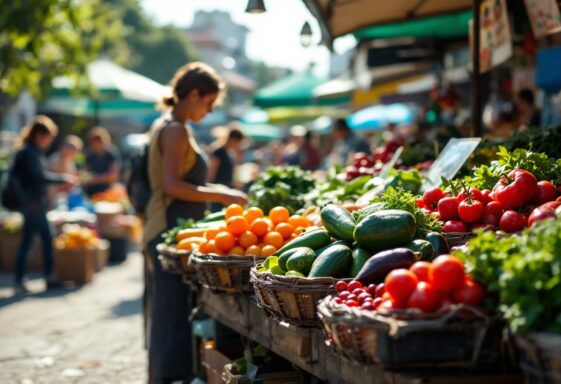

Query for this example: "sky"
[140,0,356,76]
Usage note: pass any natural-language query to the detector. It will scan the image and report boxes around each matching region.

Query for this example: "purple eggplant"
[355,248,417,285]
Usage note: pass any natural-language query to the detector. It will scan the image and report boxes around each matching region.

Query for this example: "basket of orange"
[192,204,313,294]
[157,227,209,278]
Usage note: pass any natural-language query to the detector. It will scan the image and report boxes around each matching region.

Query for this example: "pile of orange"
[198,204,313,257]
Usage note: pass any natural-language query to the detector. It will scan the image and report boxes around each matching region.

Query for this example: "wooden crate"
[54,247,96,284]
[202,347,232,384]
[0,232,43,272]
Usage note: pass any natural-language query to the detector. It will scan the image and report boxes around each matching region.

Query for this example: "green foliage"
[248,166,316,214]
[463,146,561,189]
[0,0,127,98]
[457,218,561,333]
[502,125,561,160]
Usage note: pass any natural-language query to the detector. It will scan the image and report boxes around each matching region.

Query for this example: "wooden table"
[199,288,522,384]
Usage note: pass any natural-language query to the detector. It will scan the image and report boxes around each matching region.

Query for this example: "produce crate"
[95,240,110,271]
[514,333,561,384]
[222,363,301,384]
[317,296,503,370]
[54,247,97,284]
[192,253,265,294]
[250,266,344,327]
[202,346,234,384]
[0,232,43,272]
[156,243,195,278]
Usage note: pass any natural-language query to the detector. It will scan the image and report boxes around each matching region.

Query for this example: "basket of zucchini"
[192,253,267,294]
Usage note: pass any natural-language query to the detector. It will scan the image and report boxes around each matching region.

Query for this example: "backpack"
[1,155,25,211]
[126,144,151,215]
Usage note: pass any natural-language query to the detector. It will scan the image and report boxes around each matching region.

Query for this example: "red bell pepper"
[493,169,538,210]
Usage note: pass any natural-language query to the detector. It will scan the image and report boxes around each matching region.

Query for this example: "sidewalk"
[0,253,146,384]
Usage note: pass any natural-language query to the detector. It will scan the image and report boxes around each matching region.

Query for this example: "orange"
[269,206,290,224]
[261,245,277,256]
[205,228,221,240]
[288,215,312,229]
[227,216,249,236]
[250,218,270,237]
[177,236,206,251]
[293,226,305,236]
[275,223,293,240]
[206,239,219,254]
[215,231,235,252]
[263,231,284,249]
[243,207,264,224]
[225,204,244,220]
[229,246,245,256]
[244,245,262,256]
[199,240,209,254]
[238,231,258,249]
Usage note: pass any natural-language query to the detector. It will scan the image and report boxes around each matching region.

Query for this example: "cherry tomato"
[431,255,465,293]
[347,280,363,292]
[437,197,459,220]
[346,294,358,302]
[481,189,494,205]
[535,181,557,205]
[423,187,446,210]
[361,301,375,310]
[499,210,527,233]
[409,261,433,283]
[333,297,343,304]
[367,284,377,296]
[346,300,358,307]
[338,291,350,300]
[493,169,538,209]
[384,269,419,305]
[458,199,484,223]
[484,201,504,218]
[407,282,440,312]
[375,283,385,297]
[352,288,364,296]
[372,297,383,308]
[443,220,469,233]
[457,187,483,203]
[336,281,348,292]
[452,278,486,306]
[528,207,557,227]
[357,292,372,304]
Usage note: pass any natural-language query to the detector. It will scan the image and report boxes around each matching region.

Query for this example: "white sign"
[524,0,561,38]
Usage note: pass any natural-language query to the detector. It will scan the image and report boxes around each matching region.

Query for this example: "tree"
[0,0,127,98]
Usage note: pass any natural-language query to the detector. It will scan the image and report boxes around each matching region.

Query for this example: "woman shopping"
[143,62,247,384]
[12,116,79,293]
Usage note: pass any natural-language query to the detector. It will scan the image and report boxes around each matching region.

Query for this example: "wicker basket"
[156,243,196,278]
[317,296,502,369]
[192,253,265,294]
[514,333,561,384]
[443,232,476,247]
[250,266,345,328]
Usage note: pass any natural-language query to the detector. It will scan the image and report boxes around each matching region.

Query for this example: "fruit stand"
[157,144,561,384]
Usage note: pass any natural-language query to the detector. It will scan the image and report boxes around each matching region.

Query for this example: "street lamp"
[245,0,266,13]
[300,21,313,47]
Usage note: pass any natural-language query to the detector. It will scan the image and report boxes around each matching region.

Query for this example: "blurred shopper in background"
[516,88,541,130]
[48,135,83,201]
[284,127,320,171]
[83,127,121,197]
[328,118,371,167]
[12,116,79,293]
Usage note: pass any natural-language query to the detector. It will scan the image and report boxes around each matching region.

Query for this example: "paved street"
[0,253,146,384]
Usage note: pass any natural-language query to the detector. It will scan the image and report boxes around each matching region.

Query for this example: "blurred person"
[12,116,79,293]
[143,62,247,384]
[48,135,83,201]
[329,118,371,166]
[83,126,120,197]
[516,88,541,130]
[284,128,320,171]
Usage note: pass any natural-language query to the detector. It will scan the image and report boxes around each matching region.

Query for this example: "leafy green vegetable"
[463,146,561,189]
[355,187,442,237]
[457,218,561,333]
[248,166,316,214]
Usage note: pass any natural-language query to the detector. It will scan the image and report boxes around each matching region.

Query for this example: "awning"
[352,73,425,109]
[397,66,470,94]
[353,10,471,40]
[240,123,285,141]
[312,74,355,101]
[347,104,414,131]
[266,106,347,124]
[254,72,328,108]
[302,0,472,44]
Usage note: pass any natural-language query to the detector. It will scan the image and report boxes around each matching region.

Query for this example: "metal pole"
[472,0,482,137]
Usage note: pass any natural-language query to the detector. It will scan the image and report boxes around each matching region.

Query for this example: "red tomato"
[407,282,440,312]
[338,291,350,300]
[499,210,527,233]
[493,169,538,209]
[458,199,484,223]
[484,201,504,218]
[372,297,383,308]
[423,187,446,210]
[481,189,494,205]
[347,280,363,292]
[409,261,433,283]
[367,284,377,296]
[437,197,459,220]
[361,301,375,310]
[346,300,358,307]
[457,187,483,203]
[375,283,385,297]
[443,220,469,233]
[528,207,557,227]
[416,199,426,209]
[481,214,498,227]
[452,278,486,306]
[384,269,419,305]
[535,181,557,205]
[357,292,372,304]
[431,255,465,293]
[335,281,348,292]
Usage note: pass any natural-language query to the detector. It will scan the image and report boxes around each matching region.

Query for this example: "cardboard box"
[95,240,110,271]
[54,248,96,284]
[0,232,43,272]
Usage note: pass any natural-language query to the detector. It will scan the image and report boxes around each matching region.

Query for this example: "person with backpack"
[8,116,79,293]
[143,62,247,384]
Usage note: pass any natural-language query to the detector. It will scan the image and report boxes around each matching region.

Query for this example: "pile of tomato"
[419,168,561,233]
[333,255,485,313]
